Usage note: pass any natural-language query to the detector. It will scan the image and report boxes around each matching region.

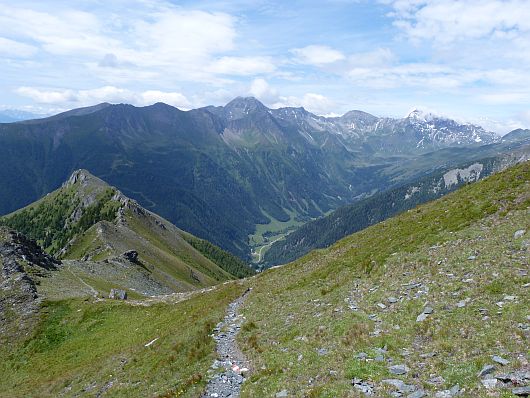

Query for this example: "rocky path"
[202,288,252,398]
[67,265,99,299]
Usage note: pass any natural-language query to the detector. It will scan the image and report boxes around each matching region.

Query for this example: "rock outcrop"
[0,227,59,341]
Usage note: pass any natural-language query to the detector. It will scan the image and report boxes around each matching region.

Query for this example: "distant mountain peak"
[405,108,439,122]
[226,96,265,107]
[339,110,378,124]
[224,97,268,120]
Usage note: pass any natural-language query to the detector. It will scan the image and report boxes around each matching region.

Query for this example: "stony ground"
[202,288,253,398]
[236,163,529,397]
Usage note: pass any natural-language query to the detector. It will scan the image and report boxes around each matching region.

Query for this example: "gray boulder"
[514,229,526,239]
[513,386,530,396]
[109,288,127,300]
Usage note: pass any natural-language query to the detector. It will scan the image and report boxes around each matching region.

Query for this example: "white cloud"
[468,116,525,135]
[345,62,530,95]
[479,92,529,105]
[249,78,278,102]
[348,48,396,67]
[208,56,276,76]
[0,37,38,57]
[291,45,345,65]
[347,63,460,89]
[139,91,191,109]
[0,3,240,83]
[15,87,78,104]
[387,0,530,44]
[15,86,191,109]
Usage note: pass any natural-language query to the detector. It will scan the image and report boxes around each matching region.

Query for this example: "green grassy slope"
[0,283,247,398]
[238,161,529,397]
[1,163,528,398]
[263,152,530,268]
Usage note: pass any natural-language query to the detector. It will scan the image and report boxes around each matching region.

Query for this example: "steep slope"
[238,161,530,397]
[0,264,248,398]
[0,162,528,398]
[263,148,530,267]
[0,98,523,261]
[0,227,59,343]
[1,170,253,295]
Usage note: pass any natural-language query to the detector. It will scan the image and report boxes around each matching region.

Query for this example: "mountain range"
[0,109,44,123]
[0,97,528,262]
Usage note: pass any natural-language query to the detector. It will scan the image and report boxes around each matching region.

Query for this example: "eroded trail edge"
[202,288,252,398]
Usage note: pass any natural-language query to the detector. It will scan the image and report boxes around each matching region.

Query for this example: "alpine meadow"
[1,1,529,398]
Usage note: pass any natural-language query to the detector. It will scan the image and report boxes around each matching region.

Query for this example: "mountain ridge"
[0,169,254,295]
[0,97,525,260]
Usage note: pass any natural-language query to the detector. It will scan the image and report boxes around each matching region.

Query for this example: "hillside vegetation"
[1,99,527,260]
[0,170,254,295]
[0,282,247,397]
[262,153,529,267]
[0,162,528,398]
[238,161,530,397]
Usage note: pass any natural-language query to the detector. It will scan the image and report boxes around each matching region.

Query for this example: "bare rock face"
[0,228,59,341]
[109,288,127,300]
[66,169,90,186]
[122,250,139,264]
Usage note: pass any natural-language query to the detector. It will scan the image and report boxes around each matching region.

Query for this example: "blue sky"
[1,0,530,132]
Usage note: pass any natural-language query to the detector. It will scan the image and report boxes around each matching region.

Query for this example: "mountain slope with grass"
[262,149,530,267]
[0,162,528,398]
[238,161,530,397]
[0,169,254,296]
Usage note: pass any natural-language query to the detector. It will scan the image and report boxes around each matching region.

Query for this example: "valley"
[3,1,530,397]
[249,209,308,264]
[1,157,528,398]
[2,98,527,262]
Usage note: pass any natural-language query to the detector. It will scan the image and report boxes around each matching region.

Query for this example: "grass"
[237,161,530,397]
[2,162,528,398]
[0,282,246,398]
[249,209,306,262]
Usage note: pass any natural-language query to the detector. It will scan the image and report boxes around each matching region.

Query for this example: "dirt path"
[202,288,252,398]
[67,266,99,298]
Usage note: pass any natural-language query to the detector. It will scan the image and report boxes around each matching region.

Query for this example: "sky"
[1,0,530,133]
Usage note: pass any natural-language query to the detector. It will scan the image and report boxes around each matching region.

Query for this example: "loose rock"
[478,364,496,378]
[382,379,416,393]
[514,229,526,239]
[109,289,127,300]
[389,364,409,375]
[202,289,252,398]
[513,386,530,396]
[492,355,510,366]
[408,391,426,398]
